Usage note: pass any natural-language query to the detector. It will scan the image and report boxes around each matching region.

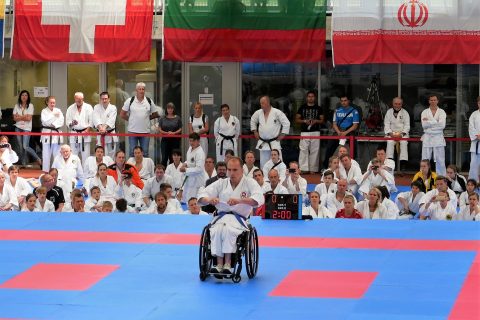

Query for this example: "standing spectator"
[66,92,93,164]
[120,82,160,157]
[0,136,19,173]
[188,102,209,156]
[468,96,480,181]
[214,104,240,162]
[13,90,42,167]
[158,102,182,166]
[127,146,155,181]
[412,159,437,193]
[295,90,324,174]
[250,95,291,168]
[384,97,410,168]
[41,96,64,172]
[179,133,206,203]
[323,95,360,168]
[445,164,467,196]
[335,194,362,219]
[93,92,118,159]
[421,94,447,175]
[243,150,259,178]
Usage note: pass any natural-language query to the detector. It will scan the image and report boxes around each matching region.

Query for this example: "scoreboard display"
[263,194,302,220]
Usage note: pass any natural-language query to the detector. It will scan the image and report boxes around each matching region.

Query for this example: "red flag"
[11,0,153,62]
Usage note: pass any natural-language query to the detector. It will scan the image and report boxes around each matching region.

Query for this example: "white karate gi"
[92,103,118,159]
[142,174,174,202]
[34,199,55,212]
[421,107,447,175]
[454,205,480,221]
[41,107,64,172]
[83,156,113,179]
[395,190,425,219]
[214,115,240,162]
[51,154,85,194]
[314,183,337,203]
[384,108,410,161]
[324,192,356,214]
[425,202,457,220]
[419,189,458,215]
[355,200,391,219]
[243,164,259,178]
[262,160,286,182]
[127,157,155,181]
[339,165,363,196]
[0,184,18,210]
[250,107,291,168]
[165,162,186,192]
[359,169,396,196]
[182,146,206,203]
[65,102,94,163]
[302,205,334,218]
[468,109,480,180]
[190,114,209,156]
[85,176,117,202]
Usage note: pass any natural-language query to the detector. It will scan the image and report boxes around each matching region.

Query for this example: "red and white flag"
[11,0,153,62]
[332,0,480,65]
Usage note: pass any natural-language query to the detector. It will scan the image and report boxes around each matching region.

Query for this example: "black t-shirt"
[33,186,65,210]
[296,104,324,132]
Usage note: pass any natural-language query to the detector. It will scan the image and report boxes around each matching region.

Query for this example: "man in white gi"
[83,146,114,180]
[324,178,356,214]
[41,96,64,173]
[468,96,480,181]
[66,92,93,164]
[198,157,264,274]
[281,161,307,196]
[384,97,410,167]
[142,164,173,207]
[214,104,240,162]
[52,144,85,195]
[93,92,118,159]
[267,169,288,194]
[359,157,396,197]
[179,133,206,203]
[127,146,155,181]
[252,168,271,193]
[339,154,362,197]
[120,82,160,158]
[250,95,291,168]
[421,94,447,175]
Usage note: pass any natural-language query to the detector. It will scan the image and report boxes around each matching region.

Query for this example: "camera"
[0,144,9,148]
[372,166,379,170]
[436,195,447,201]
[288,168,296,173]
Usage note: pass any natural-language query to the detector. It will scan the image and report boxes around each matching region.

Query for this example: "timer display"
[263,194,302,220]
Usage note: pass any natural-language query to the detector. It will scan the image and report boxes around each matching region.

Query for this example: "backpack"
[127,96,153,110]
[190,113,209,134]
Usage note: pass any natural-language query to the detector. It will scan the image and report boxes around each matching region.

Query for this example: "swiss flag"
[11,0,153,62]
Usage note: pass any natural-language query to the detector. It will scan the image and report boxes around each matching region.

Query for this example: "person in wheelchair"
[198,157,264,276]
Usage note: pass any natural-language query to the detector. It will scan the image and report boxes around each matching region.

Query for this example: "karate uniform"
[419,189,458,215]
[314,183,337,204]
[324,192,356,214]
[395,190,425,219]
[384,108,410,161]
[455,205,480,221]
[182,146,206,203]
[127,157,155,181]
[165,162,186,192]
[34,199,55,212]
[243,164,259,178]
[65,102,94,164]
[262,160,286,182]
[198,176,264,258]
[83,156,113,179]
[85,176,117,202]
[0,149,19,172]
[302,205,334,218]
[425,202,457,220]
[214,115,240,162]
[339,165,363,196]
[250,107,291,168]
[92,103,118,159]
[355,201,391,219]
[421,107,447,175]
[142,174,174,202]
[359,169,396,196]
[0,184,18,210]
[468,110,480,180]
[41,107,64,172]
[116,183,143,211]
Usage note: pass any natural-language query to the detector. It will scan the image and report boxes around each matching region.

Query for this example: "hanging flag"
[11,0,153,62]
[164,1,326,62]
[332,0,480,65]
[0,0,4,58]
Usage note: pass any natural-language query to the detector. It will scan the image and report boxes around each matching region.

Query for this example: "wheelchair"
[199,220,259,283]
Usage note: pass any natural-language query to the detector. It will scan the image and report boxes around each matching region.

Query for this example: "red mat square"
[0,263,119,291]
[270,270,377,299]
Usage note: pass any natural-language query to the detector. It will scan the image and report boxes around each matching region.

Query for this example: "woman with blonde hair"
[188,101,209,156]
[355,187,388,219]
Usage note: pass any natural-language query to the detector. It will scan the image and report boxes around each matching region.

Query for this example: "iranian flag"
[332,0,480,65]
[163,1,326,62]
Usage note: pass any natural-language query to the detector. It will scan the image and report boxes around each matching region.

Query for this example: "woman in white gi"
[355,188,389,219]
[85,163,117,203]
[41,96,64,172]
[0,171,18,211]
[468,97,480,181]
[65,92,93,164]
[250,96,291,168]
[262,149,286,182]
[214,104,240,162]
[302,191,333,218]
[421,94,447,176]
[198,157,264,274]
[179,133,206,203]
[7,165,32,209]
[188,102,209,156]
[459,179,478,209]
[51,145,85,195]
[395,180,425,219]
[384,97,410,163]
[0,136,19,173]
[455,193,480,221]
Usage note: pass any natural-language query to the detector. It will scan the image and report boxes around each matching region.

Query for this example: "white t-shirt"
[122,96,156,133]
[13,103,34,131]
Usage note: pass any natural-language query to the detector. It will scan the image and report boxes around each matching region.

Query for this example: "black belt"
[72,128,88,152]
[42,126,60,145]
[219,133,235,156]
[259,135,279,151]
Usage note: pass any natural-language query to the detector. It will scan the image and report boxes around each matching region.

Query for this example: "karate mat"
[0,213,478,320]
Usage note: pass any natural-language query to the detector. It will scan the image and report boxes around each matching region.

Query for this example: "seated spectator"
[302,191,333,218]
[165,149,185,193]
[183,197,208,215]
[455,193,480,221]
[412,159,437,193]
[108,150,144,189]
[101,201,114,213]
[337,145,360,171]
[7,165,32,209]
[203,157,217,183]
[355,187,389,219]
[224,149,235,164]
[338,154,362,196]
[115,198,128,213]
[34,173,65,212]
[85,163,117,203]
[243,150,259,178]
[377,186,399,219]
[142,192,169,214]
[83,146,113,179]
[142,164,173,207]
[71,191,86,213]
[0,136,19,173]
[263,149,286,182]
[116,171,144,212]
[325,179,356,213]
[421,191,456,220]
[419,176,457,215]
[335,194,362,219]
[252,169,271,193]
[267,169,288,194]
[365,145,395,175]
[85,186,103,212]
[315,170,337,203]
[395,180,426,219]
[359,157,396,197]
[205,161,227,187]
[446,164,467,196]
[459,179,478,209]
[281,161,307,196]
[52,144,85,195]
[322,156,340,182]
[0,171,19,211]
[22,193,37,212]
[62,188,83,212]
[127,146,155,181]
[34,186,55,212]
[161,183,183,214]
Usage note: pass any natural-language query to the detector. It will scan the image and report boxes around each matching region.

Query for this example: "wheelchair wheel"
[232,274,242,283]
[198,225,211,281]
[245,227,259,279]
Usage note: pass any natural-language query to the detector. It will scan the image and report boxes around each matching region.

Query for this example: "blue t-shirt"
[333,106,360,130]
